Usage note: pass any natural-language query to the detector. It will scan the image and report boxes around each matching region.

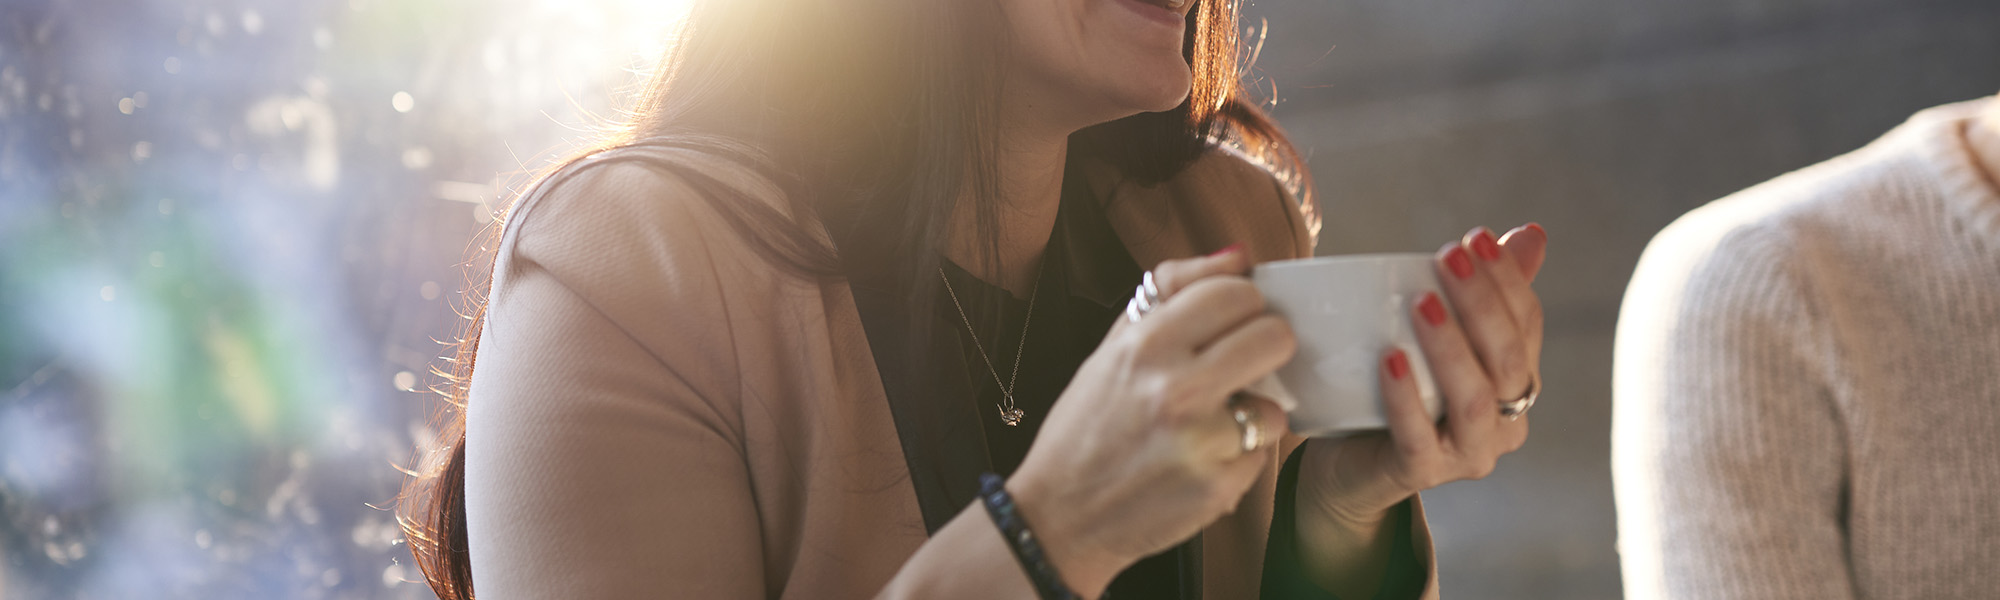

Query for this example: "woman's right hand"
[1006,246,1295,598]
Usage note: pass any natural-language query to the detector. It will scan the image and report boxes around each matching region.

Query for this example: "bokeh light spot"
[400,146,433,170]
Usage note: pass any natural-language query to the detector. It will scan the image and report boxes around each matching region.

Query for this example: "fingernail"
[1417,292,1447,326]
[1471,228,1501,261]
[1384,349,1410,380]
[1207,242,1245,258]
[1526,222,1546,239]
[1443,246,1474,280]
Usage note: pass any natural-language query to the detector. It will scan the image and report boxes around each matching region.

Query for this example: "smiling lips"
[1114,0,1192,29]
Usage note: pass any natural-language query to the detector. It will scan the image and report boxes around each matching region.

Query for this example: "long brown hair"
[398,1,1313,598]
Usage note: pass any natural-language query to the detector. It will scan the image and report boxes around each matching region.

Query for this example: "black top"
[931,171,1425,599]
[939,191,1193,599]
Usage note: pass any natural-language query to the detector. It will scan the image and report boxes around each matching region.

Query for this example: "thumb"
[1153,243,1252,299]
[1498,223,1548,281]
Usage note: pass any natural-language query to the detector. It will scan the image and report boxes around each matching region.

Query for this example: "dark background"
[3,0,1997,597]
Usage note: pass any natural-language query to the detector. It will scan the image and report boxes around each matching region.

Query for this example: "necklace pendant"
[998,405,1024,427]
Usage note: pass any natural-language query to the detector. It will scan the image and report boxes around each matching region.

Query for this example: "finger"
[1185,313,1297,402]
[1220,395,1288,457]
[1464,227,1541,341]
[1107,246,1249,342]
[1378,347,1441,461]
[1213,396,1288,506]
[1247,395,1289,452]
[1502,410,1531,453]
[1410,291,1501,456]
[1112,248,1252,345]
[1139,275,1266,353]
[1152,244,1250,300]
[1497,223,1548,282]
[1213,447,1269,515]
[1434,240,1531,399]
[1179,394,1280,465]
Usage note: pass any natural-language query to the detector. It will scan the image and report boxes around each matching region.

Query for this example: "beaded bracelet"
[978,473,1081,600]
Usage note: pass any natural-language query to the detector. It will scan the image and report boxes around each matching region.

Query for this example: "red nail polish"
[1472,229,1501,261]
[1418,292,1447,326]
[1385,349,1410,380]
[1208,243,1245,258]
[1443,247,1474,280]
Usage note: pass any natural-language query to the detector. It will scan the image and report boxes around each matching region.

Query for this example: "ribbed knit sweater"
[1612,97,2000,600]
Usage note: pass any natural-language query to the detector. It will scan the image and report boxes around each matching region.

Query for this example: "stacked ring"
[1124,270,1162,324]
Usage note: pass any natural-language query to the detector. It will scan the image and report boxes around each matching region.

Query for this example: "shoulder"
[1090,144,1315,262]
[1642,99,1982,291]
[1174,145,1317,259]
[1615,113,1953,363]
[1174,144,1294,193]
[1620,166,1848,351]
[504,141,787,272]
[499,138,808,289]
[490,140,821,345]
[1633,103,1976,299]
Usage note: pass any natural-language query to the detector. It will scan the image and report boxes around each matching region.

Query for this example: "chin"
[1140,76,1195,114]
[1114,62,1196,115]
[1138,80,1193,113]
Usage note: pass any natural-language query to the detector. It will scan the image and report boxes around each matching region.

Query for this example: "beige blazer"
[462,142,1439,599]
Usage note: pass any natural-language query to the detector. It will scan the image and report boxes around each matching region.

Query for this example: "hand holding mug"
[1290,224,1549,595]
[1008,246,1292,598]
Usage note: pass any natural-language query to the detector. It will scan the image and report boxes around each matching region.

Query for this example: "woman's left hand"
[1291,223,1549,596]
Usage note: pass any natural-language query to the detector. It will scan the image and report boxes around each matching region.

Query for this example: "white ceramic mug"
[1244,253,1445,437]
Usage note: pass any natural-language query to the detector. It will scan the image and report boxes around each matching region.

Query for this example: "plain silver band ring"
[1500,373,1540,421]
[1230,398,1262,453]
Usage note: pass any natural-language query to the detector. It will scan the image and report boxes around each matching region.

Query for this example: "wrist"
[1296,439,1401,529]
[1292,494,1400,598]
[1292,440,1403,597]
[1294,470,1395,546]
[1004,474,1121,599]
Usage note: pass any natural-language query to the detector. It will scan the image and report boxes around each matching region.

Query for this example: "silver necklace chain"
[939,266,1039,426]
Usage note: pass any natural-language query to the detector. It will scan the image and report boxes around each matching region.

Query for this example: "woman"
[1613,96,2000,599]
[400,0,1550,598]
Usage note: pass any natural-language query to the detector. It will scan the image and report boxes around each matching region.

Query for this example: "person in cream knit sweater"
[1613,95,2000,599]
